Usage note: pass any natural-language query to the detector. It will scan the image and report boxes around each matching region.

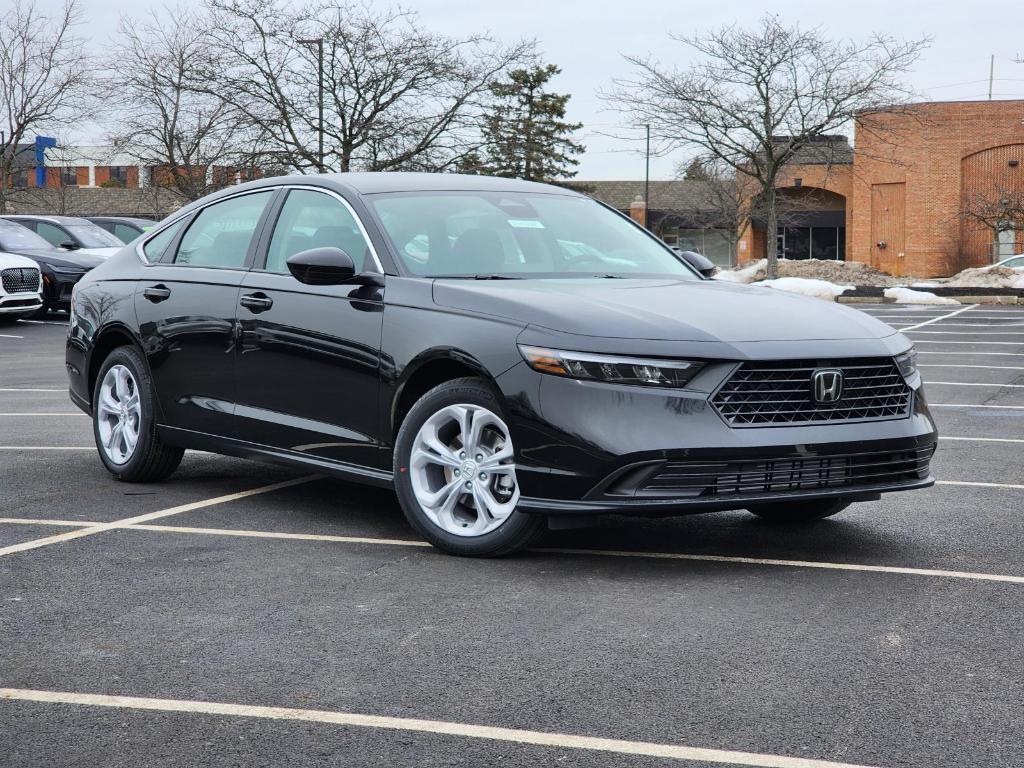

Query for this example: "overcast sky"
[51,0,1024,180]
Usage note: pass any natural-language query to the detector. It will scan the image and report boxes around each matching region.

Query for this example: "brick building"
[585,100,1024,277]
[738,100,1024,276]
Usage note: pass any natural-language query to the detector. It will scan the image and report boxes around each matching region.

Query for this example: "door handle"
[143,284,171,303]
[239,292,273,313]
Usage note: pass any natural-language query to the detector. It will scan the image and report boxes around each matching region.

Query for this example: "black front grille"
[642,446,932,498]
[712,358,911,426]
[1,267,40,294]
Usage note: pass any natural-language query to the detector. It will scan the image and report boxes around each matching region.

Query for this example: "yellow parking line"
[0,687,883,768]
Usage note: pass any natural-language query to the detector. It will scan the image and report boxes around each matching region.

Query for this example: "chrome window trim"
[274,185,385,273]
[133,184,384,274]
[133,187,281,266]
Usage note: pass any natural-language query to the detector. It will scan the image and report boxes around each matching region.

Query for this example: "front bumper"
[497,357,938,516]
[0,292,43,314]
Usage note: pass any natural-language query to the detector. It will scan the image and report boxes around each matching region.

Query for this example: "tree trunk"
[764,184,779,279]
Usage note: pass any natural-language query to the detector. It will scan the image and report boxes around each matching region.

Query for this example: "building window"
[60,167,78,187]
[677,227,735,267]
[108,166,128,187]
[777,225,846,260]
[10,169,27,188]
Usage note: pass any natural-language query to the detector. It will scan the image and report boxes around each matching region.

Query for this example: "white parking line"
[930,403,1024,410]
[926,381,1024,387]
[0,334,24,339]
[937,480,1024,490]
[4,515,1024,586]
[920,364,1024,370]
[0,688,882,768]
[0,476,317,558]
[0,388,65,392]
[939,436,1024,444]
[0,518,99,527]
[0,446,92,450]
[917,351,1024,356]
[911,340,1024,345]
[908,331,1024,335]
[0,413,85,417]
[897,305,974,332]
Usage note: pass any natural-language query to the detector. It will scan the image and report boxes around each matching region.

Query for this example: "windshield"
[67,224,123,248]
[369,191,699,279]
[0,224,54,252]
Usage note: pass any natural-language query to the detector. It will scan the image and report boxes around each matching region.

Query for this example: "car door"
[233,187,387,470]
[134,189,276,436]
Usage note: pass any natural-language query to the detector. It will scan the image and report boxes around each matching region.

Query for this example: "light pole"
[298,37,325,172]
[0,130,6,214]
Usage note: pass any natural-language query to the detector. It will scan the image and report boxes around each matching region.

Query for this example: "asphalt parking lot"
[2,304,1024,768]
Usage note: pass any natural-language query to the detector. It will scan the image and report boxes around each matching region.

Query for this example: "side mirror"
[286,247,356,285]
[60,240,80,250]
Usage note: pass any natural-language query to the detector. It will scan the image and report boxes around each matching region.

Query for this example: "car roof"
[88,216,155,224]
[3,214,93,225]
[162,172,587,224]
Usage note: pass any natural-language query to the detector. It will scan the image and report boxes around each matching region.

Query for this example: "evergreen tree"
[473,64,584,182]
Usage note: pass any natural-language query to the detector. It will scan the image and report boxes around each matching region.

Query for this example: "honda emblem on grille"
[811,369,844,404]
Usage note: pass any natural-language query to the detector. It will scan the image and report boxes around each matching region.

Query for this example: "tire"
[393,377,544,557]
[92,345,184,482]
[747,498,852,523]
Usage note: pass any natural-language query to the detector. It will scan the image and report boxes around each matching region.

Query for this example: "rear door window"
[172,191,273,269]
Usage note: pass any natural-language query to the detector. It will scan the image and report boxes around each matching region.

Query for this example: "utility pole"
[643,123,650,228]
[0,130,6,215]
[298,37,325,171]
[989,54,995,100]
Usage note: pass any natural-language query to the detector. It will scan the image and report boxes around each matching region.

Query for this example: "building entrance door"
[871,182,906,275]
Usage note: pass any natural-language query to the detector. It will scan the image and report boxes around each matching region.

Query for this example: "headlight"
[894,348,918,380]
[519,345,705,388]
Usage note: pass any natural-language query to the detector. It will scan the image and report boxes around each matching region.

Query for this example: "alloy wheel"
[408,403,520,537]
[96,364,142,465]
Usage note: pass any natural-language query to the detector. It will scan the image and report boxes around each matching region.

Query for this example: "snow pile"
[884,287,960,305]
[714,259,765,283]
[753,277,854,301]
[942,265,1024,289]
[715,258,900,286]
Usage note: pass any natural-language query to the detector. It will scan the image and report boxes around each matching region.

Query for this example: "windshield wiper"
[431,274,521,280]
[472,274,520,280]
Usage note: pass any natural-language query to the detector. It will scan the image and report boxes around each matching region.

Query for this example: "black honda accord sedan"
[66,173,936,556]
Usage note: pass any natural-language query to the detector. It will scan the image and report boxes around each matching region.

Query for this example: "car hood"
[431,278,899,343]
[0,251,43,270]
[75,247,121,258]
[9,248,102,269]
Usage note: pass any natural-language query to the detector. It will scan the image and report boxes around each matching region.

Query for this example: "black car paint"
[67,173,937,516]
[0,246,101,312]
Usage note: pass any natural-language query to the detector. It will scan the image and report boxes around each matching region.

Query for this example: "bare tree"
[0,0,94,213]
[962,186,1024,262]
[108,6,263,202]
[201,0,533,174]
[605,15,928,277]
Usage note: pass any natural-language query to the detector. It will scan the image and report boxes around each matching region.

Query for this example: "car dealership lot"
[2,305,1023,768]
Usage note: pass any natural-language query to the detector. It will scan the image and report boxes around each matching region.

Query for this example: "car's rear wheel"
[92,346,184,482]
[747,498,852,523]
[394,377,544,556]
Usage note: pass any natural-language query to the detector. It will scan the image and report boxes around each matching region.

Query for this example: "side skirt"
[158,425,395,489]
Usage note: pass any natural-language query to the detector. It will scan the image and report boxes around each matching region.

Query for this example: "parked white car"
[996,254,1024,269]
[0,252,44,320]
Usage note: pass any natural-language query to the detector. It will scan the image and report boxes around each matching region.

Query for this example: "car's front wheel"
[394,378,544,556]
[747,498,852,523]
[92,346,184,482]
